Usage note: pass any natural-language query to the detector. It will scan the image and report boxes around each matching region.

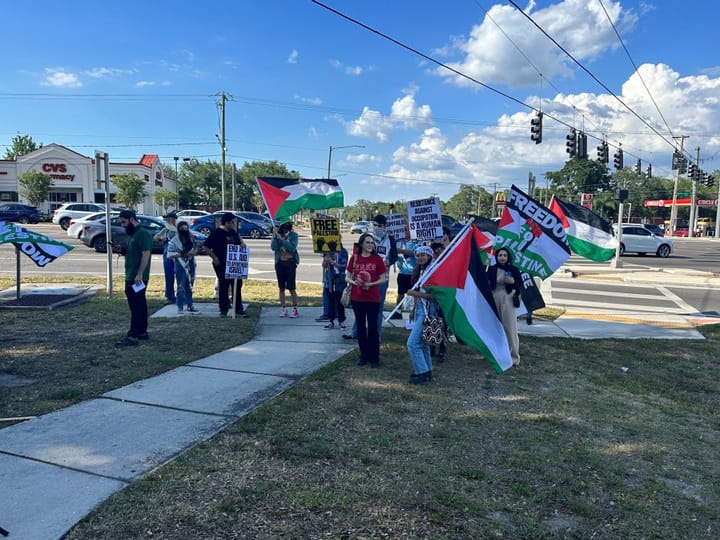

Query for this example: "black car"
[0,203,43,224]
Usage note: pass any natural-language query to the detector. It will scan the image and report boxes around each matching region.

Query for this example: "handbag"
[422,315,446,346]
[341,255,357,308]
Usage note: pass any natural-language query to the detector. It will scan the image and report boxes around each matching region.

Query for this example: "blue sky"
[2,0,719,205]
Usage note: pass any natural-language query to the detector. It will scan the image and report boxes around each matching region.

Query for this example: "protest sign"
[385,212,408,241]
[225,244,249,279]
[310,217,341,253]
[407,197,443,241]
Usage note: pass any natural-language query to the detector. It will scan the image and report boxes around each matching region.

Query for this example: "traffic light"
[646,164,652,178]
[577,132,588,158]
[613,147,623,170]
[706,175,715,187]
[597,142,608,163]
[679,157,687,174]
[635,159,641,175]
[566,129,577,157]
[530,111,543,144]
[688,163,697,180]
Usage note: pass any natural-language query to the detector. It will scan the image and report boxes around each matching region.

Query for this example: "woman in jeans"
[405,245,437,384]
[346,233,386,367]
[167,221,198,315]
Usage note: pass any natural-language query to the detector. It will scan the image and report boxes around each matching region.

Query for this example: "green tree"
[113,173,148,210]
[179,160,221,208]
[444,184,494,218]
[153,188,177,212]
[547,157,615,199]
[4,134,42,159]
[18,170,53,207]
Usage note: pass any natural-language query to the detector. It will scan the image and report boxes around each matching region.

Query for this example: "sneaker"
[280,307,288,317]
[342,334,356,340]
[177,309,185,316]
[315,315,330,322]
[289,307,299,318]
[115,336,139,347]
[186,306,199,313]
[235,311,249,318]
[339,323,346,330]
[324,322,335,329]
[136,332,150,340]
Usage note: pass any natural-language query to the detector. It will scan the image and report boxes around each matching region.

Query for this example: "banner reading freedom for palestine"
[0,220,74,267]
[493,185,570,279]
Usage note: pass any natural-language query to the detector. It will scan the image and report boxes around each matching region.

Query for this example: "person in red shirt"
[346,232,386,367]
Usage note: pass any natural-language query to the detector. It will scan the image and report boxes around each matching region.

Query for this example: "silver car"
[350,221,373,234]
[618,224,673,257]
[67,211,118,239]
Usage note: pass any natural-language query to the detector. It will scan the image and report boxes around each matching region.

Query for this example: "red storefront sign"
[644,198,717,207]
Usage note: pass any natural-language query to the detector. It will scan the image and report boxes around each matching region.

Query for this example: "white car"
[176,209,210,223]
[52,202,107,230]
[618,224,673,257]
[67,211,119,238]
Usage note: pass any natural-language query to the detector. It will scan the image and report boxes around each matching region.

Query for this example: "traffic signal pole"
[669,135,688,235]
[689,146,700,238]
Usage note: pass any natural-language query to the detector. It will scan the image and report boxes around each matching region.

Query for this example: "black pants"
[213,264,243,314]
[352,301,380,364]
[125,282,148,338]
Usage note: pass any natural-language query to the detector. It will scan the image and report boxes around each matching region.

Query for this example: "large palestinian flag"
[420,224,512,373]
[0,220,73,267]
[549,196,617,262]
[256,177,344,222]
[494,185,570,279]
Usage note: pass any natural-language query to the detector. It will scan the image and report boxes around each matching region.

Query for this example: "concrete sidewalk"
[0,286,715,538]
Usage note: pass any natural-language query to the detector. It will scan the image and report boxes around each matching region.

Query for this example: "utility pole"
[231,163,237,211]
[670,135,688,235]
[528,172,536,198]
[689,146,701,238]
[218,92,227,210]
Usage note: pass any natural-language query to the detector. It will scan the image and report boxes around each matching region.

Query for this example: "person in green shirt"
[115,209,152,347]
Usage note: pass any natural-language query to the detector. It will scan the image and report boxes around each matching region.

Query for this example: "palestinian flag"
[0,221,74,267]
[494,185,570,279]
[420,224,512,373]
[549,196,617,262]
[256,177,344,222]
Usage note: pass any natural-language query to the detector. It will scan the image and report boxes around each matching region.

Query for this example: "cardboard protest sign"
[407,197,443,241]
[310,217,341,253]
[225,244,249,279]
[385,213,408,241]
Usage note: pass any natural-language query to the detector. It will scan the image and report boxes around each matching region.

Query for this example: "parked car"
[350,221,373,234]
[67,211,119,239]
[0,203,43,224]
[176,209,210,223]
[79,214,206,253]
[52,202,107,230]
[643,223,664,236]
[235,211,280,229]
[618,224,673,257]
[188,212,270,239]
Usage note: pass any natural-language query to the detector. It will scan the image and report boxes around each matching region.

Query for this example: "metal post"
[611,202,624,268]
[173,157,179,209]
[715,179,720,239]
[689,146,700,238]
[96,151,113,299]
[220,94,226,210]
[670,136,687,235]
[231,163,237,210]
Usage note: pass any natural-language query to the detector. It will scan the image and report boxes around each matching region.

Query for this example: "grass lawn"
[2,276,719,539]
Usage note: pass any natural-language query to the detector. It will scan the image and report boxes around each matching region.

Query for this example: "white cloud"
[85,67,134,78]
[41,68,82,88]
[329,59,373,76]
[342,90,433,142]
[294,94,322,105]
[288,49,299,64]
[135,80,156,88]
[436,0,638,88]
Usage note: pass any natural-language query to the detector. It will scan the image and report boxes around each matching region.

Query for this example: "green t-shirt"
[125,227,152,283]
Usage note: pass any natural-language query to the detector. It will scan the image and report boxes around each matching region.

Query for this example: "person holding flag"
[404,245,437,384]
[488,247,524,366]
[167,220,199,315]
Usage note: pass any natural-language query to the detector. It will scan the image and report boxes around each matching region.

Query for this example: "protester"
[347,232,386,367]
[115,209,152,347]
[488,246,524,365]
[316,254,331,323]
[428,240,448,362]
[271,221,300,318]
[342,214,396,340]
[154,211,178,304]
[167,220,199,315]
[322,240,349,329]
[405,245,436,384]
[203,212,248,318]
[392,223,417,320]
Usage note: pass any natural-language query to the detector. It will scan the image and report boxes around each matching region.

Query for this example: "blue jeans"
[407,299,433,375]
[163,246,176,301]
[174,258,195,310]
[350,278,389,338]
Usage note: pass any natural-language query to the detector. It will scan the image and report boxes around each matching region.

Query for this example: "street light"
[173,157,193,210]
[327,144,365,179]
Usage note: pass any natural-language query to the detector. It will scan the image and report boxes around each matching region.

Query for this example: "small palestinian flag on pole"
[255,177,344,222]
[549,195,617,262]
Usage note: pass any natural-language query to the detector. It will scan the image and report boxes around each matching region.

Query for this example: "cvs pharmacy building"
[0,143,177,215]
